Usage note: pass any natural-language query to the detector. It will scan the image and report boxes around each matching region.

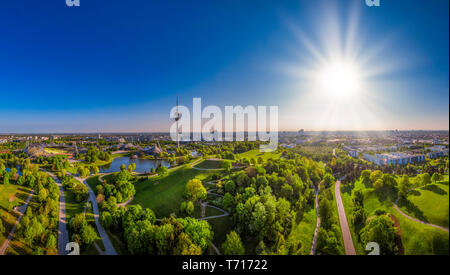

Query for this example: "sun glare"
[316,61,361,99]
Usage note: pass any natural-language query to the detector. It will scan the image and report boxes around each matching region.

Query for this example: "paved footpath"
[72,175,117,255]
[0,190,34,255]
[335,180,356,255]
[42,170,70,255]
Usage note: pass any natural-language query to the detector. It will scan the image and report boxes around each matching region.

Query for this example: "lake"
[99,157,171,173]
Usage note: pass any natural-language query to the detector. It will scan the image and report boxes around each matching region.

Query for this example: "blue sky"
[0,0,448,133]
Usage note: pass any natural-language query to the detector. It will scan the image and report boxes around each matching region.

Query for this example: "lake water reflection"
[99,157,171,173]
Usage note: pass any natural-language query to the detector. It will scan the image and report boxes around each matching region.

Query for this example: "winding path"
[70,173,117,255]
[394,193,449,233]
[335,180,356,255]
[0,190,34,255]
[199,184,228,255]
[310,183,322,255]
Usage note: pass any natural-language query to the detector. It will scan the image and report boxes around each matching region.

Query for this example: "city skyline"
[0,0,448,133]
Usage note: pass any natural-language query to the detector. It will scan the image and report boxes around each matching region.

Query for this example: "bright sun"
[316,61,361,99]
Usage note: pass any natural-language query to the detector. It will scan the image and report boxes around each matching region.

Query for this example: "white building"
[363,152,425,166]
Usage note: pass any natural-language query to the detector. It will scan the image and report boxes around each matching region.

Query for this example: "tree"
[0,220,4,235]
[319,198,333,229]
[174,232,202,255]
[185,201,194,215]
[180,218,213,251]
[70,213,87,233]
[128,163,136,173]
[222,193,235,210]
[185,179,207,202]
[224,180,236,194]
[91,166,100,175]
[361,169,372,184]
[3,174,9,185]
[323,173,335,188]
[222,160,232,172]
[46,234,57,249]
[370,170,383,184]
[352,190,364,207]
[360,214,398,255]
[281,184,293,199]
[80,224,97,246]
[373,179,384,191]
[422,173,431,186]
[431,173,440,184]
[100,211,113,229]
[222,231,245,255]
[398,175,411,199]
[156,165,168,176]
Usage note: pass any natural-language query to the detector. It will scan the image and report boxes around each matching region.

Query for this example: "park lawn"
[205,206,224,217]
[5,194,44,255]
[0,185,32,245]
[131,167,215,218]
[237,149,281,161]
[64,179,87,222]
[399,180,449,229]
[86,175,102,192]
[206,215,234,253]
[287,206,317,255]
[341,179,449,255]
[106,229,129,255]
[194,159,225,170]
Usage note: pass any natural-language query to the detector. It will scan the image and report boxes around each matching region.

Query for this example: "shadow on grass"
[408,190,421,196]
[432,234,449,255]
[397,198,428,223]
[422,184,447,195]
[438,181,449,186]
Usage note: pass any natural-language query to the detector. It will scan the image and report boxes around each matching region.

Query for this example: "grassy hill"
[341,178,449,255]
[131,167,216,217]
[398,177,449,229]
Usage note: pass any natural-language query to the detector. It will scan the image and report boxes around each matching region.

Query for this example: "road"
[310,183,321,255]
[0,190,34,255]
[42,170,70,255]
[335,180,356,255]
[72,175,117,255]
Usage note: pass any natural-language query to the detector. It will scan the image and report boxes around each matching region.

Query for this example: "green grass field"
[399,179,449,229]
[86,175,102,191]
[64,179,87,222]
[206,215,234,253]
[341,178,449,255]
[287,206,317,255]
[131,167,215,217]
[237,149,281,162]
[0,184,32,246]
[5,193,43,255]
[193,159,225,169]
